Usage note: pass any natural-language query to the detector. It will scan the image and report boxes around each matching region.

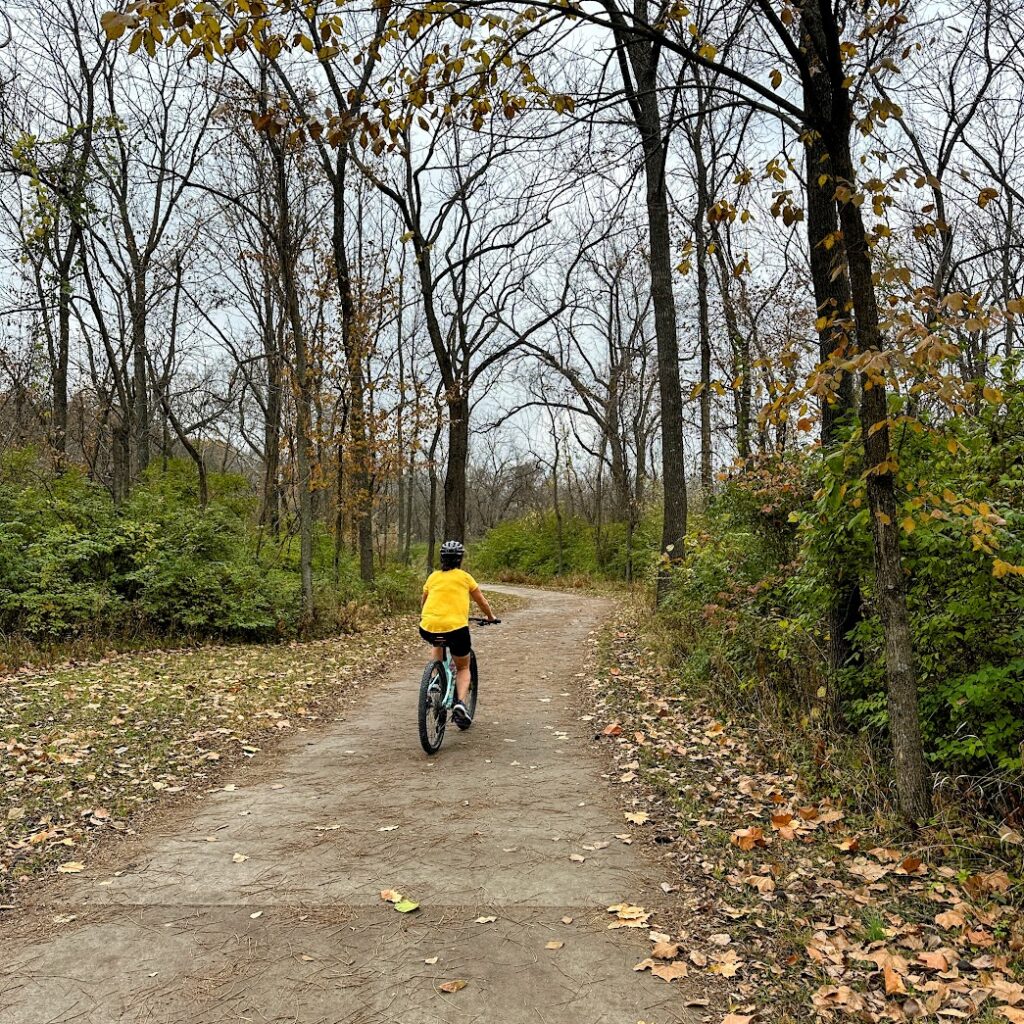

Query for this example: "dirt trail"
[0,586,703,1024]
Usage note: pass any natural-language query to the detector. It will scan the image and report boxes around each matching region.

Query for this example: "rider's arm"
[470,587,496,622]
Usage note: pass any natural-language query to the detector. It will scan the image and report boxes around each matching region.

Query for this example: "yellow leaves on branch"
[992,559,1024,579]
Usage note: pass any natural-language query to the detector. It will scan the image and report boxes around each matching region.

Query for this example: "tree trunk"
[131,276,150,479]
[333,440,345,583]
[622,31,688,601]
[331,184,375,583]
[693,146,713,491]
[444,389,470,541]
[708,231,751,459]
[696,221,713,492]
[272,143,315,625]
[805,128,861,719]
[53,260,72,462]
[426,417,442,570]
[827,122,932,823]
[403,449,415,564]
[800,5,861,722]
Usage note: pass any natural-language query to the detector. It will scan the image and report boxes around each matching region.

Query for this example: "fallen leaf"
[884,963,907,995]
[545,940,564,950]
[57,862,84,874]
[250,911,263,919]
[424,956,439,965]
[561,916,573,924]
[625,811,650,825]
[439,980,467,994]
[475,915,497,924]
[652,941,682,959]
[394,899,419,913]
[917,951,949,971]
[607,903,651,929]
[731,827,769,851]
[569,854,586,863]
[722,1016,754,1024]
[380,889,402,903]
[650,961,689,982]
[232,853,249,864]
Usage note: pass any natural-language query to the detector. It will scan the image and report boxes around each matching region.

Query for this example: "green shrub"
[473,508,659,582]
[662,392,1024,783]
[0,453,420,646]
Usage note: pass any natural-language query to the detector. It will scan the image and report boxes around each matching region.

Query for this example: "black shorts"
[419,626,471,658]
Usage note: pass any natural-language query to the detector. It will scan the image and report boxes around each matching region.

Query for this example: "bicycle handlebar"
[470,617,501,625]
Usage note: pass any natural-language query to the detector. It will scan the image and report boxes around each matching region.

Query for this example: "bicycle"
[418,617,500,755]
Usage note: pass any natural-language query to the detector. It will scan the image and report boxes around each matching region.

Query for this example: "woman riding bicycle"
[419,540,496,729]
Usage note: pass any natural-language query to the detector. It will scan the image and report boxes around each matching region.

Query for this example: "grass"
[0,617,416,900]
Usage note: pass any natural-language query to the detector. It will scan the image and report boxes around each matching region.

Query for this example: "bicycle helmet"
[439,539,465,570]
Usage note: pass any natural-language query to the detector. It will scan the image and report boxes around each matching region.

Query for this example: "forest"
[1,0,1022,835]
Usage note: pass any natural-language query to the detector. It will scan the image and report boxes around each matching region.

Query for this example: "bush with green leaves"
[664,389,1024,782]
[0,453,419,645]
[472,507,660,582]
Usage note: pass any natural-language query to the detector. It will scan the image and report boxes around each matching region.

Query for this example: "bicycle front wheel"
[465,650,479,719]
[418,660,447,755]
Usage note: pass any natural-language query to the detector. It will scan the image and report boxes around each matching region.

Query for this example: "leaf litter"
[1,618,413,900]
[589,618,1023,1023]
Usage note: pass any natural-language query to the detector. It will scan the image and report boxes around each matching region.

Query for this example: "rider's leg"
[431,646,444,663]
[453,653,472,702]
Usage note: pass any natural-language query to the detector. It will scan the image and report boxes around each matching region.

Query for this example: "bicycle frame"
[435,647,458,710]
[429,618,497,711]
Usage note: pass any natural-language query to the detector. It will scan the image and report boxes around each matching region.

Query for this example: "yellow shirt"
[421,569,478,632]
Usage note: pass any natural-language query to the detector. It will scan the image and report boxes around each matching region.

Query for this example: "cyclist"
[419,540,496,729]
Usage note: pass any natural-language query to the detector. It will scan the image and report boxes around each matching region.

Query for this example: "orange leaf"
[650,960,689,982]
[731,826,769,851]
[884,964,907,996]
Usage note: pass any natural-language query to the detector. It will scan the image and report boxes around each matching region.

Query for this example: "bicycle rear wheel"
[418,661,447,755]
[465,650,479,719]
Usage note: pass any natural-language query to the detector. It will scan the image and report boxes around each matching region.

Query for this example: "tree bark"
[331,188,375,583]
[799,4,861,724]
[130,276,150,478]
[606,8,688,599]
[444,389,470,541]
[426,415,442,569]
[824,114,932,823]
[271,140,315,624]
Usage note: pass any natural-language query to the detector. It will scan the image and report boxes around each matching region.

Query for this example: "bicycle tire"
[418,660,447,755]
[465,650,479,719]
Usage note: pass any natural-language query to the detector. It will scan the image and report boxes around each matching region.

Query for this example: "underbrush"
[657,392,1024,813]
[473,507,660,583]
[0,452,420,664]
[591,617,1023,1024]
